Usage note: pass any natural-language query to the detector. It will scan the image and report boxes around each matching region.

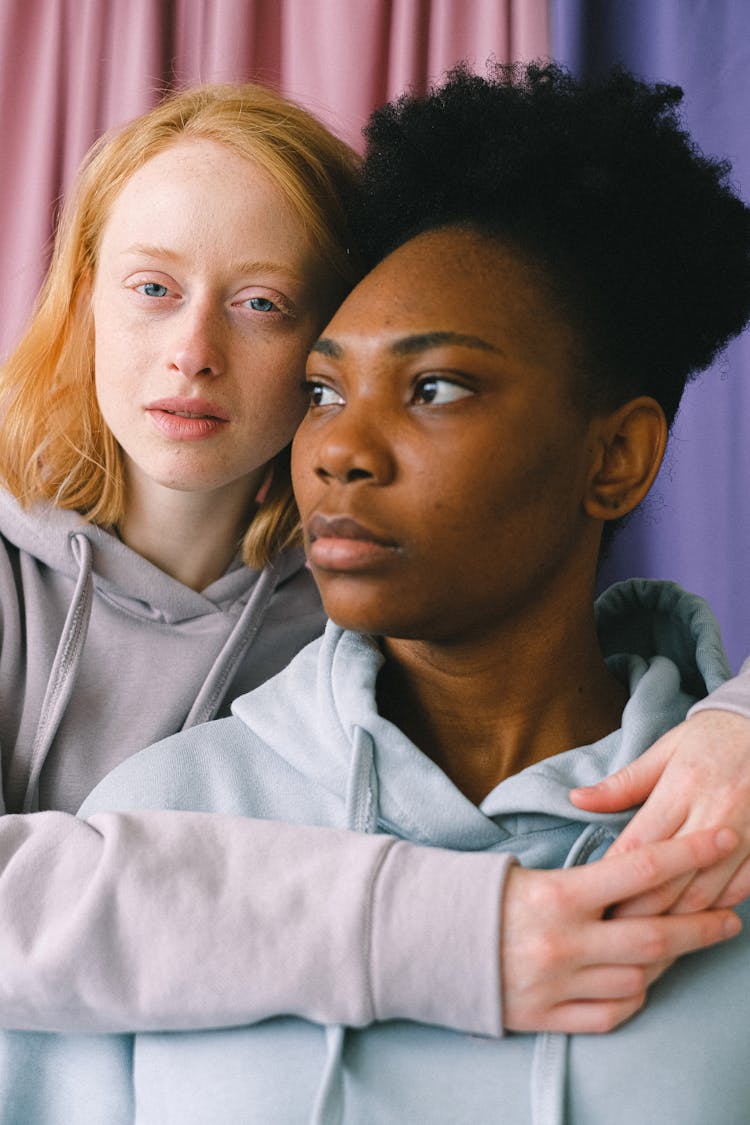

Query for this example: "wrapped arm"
[571,660,750,913]
[689,657,750,718]
[0,809,509,1036]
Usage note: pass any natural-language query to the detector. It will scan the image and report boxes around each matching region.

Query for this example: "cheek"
[92,306,135,389]
[238,331,312,425]
[289,420,316,509]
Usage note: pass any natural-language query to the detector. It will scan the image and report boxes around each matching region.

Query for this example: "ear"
[584,396,667,521]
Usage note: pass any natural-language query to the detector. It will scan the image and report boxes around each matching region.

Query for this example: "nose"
[313,408,395,487]
[168,300,225,379]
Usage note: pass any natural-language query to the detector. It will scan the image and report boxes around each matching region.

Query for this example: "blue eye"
[137,282,169,298]
[246,296,279,313]
[307,381,344,407]
[413,376,472,405]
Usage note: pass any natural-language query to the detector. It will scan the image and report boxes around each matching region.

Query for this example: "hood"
[234,578,732,846]
[233,577,732,1125]
[0,488,308,624]
[1,488,309,811]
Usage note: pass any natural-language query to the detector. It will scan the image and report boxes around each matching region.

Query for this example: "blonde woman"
[0,84,509,1036]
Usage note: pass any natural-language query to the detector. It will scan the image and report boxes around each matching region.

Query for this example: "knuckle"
[629,849,660,887]
[678,880,713,913]
[591,997,643,1034]
[529,932,565,976]
[639,921,669,962]
[623,965,649,995]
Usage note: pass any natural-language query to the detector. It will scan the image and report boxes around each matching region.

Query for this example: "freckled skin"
[92,138,325,513]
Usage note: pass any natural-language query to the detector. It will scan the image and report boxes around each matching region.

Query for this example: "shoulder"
[78,715,271,818]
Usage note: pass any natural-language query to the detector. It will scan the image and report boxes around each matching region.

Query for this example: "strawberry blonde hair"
[0,84,361,567]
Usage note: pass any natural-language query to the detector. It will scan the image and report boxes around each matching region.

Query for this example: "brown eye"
[413,376,472,405]
[306,381,344,407]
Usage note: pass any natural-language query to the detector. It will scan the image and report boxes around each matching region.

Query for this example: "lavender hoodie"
[0,488,507,1035]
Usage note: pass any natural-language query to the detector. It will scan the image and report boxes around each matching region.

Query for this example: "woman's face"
[292,227,603,643]
[92,138,326,509]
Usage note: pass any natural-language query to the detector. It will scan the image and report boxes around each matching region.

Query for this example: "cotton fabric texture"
[0,489,506,1037]
[9,578,744,1125]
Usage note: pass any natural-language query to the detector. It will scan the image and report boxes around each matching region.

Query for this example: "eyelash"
[128,280,292,319]
[412,375,473,405]
[305,380,343,407]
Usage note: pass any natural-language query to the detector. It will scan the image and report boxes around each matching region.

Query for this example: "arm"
[0,808,509,1036]
[0,810,735,1040]
[570,665,750,914]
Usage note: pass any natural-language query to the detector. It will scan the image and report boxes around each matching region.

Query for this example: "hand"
[500,827,741,1034]
[570,710,750,915]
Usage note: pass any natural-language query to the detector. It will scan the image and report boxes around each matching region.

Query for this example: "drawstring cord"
[23,534,282,808]
[530,823,610,1125]
[181,560,283,730]
[309,725,378,1125]
[23,534,94,812]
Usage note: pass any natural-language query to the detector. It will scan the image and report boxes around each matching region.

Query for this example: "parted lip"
[146,397,230,421]
[306,512,398,547]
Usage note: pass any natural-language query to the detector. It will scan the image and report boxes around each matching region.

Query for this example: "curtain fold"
[0,0,548,358]
[551,0,750,670]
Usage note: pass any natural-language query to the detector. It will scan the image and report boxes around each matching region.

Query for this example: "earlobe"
[585,397,668,521]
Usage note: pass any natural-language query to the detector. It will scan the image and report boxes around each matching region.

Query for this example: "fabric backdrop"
[1,0,747,669]
[551,0,750,670]
[0,0,547,360]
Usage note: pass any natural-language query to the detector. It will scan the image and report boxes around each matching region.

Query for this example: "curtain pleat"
[551,0,750,671]
[0,0,548,357]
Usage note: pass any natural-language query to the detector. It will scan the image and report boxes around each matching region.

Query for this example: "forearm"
[0,809,508,1036]
[689,656,750,719]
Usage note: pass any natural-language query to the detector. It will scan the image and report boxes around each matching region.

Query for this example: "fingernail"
[715,828,739,852]
[724,914,742,938]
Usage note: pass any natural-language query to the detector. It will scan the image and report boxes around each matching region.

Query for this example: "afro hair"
[353,62,750,425]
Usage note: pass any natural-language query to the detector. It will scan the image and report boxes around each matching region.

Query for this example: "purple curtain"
[0,0,548,361]
[552,0,750,671]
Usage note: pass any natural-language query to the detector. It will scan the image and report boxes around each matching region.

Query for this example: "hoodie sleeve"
[688,655,750,718]
[0,808,508,1037]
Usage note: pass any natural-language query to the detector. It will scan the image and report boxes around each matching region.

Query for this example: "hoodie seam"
[362,835,399,1024]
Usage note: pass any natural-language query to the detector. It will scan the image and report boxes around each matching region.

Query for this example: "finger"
[553,959,672,1002]
[610,873,692,918]
[670,855,750,913]
[606,795,688,857]
[560,964,650,1001]
[713,855,750,908]
[580,908,741,966]
[570,738,674,814]
[573,828,739,911]
[527,995,647,1035]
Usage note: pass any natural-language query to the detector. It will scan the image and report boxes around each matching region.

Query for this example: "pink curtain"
[0,0,548,358]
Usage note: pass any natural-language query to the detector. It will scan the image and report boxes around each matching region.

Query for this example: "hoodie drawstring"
[24,537,282,809]
[310,725,378,1125]
[181,560,283,730]
[530,823,611,1125]
[23,533,94,812]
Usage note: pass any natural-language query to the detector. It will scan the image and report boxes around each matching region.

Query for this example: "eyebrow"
[310,330,503,359]
[121,245,300,279]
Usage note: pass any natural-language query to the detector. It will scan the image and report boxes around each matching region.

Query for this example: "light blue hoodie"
[11,579,748,1125]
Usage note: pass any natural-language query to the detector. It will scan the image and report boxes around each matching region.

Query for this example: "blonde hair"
[0,84,361,568]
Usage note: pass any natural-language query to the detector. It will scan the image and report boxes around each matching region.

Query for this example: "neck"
[117,470,262,590]
[376,591,628,806]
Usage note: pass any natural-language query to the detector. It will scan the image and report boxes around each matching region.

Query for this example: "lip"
[146,397,230,441]
[306,512,401,571]
[146,397,230,421]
